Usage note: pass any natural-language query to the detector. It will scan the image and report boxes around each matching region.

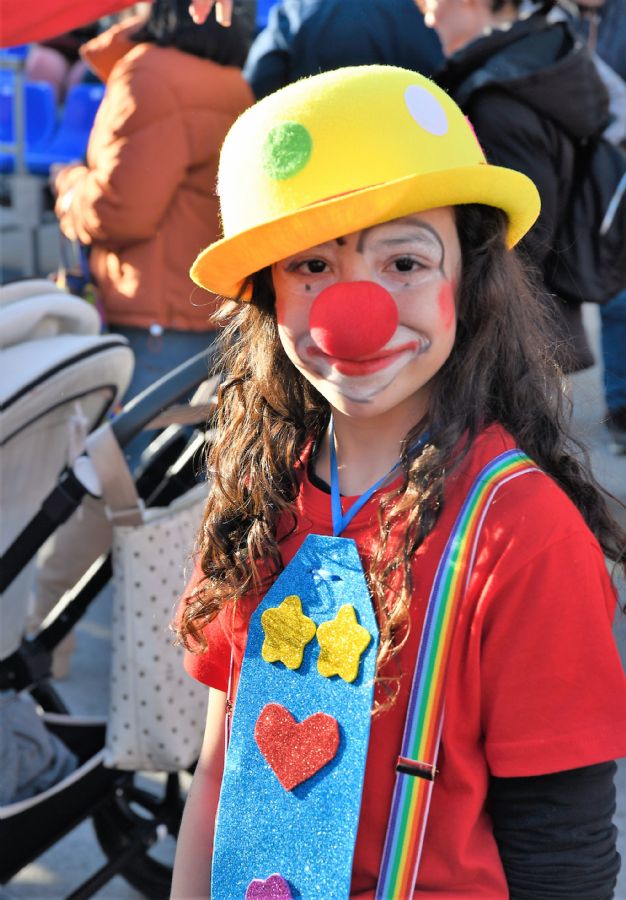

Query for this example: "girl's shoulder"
[450,428,619,632]
[453,423,604,554]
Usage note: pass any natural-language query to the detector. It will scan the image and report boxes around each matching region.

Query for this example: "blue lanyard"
[329,417,428,537]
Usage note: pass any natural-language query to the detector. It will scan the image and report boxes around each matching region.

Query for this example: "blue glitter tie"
[211,420,427,899]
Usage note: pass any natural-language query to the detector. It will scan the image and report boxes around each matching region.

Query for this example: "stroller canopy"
[0,281,133,659]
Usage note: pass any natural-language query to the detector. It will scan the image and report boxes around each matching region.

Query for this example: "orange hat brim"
[191,163,539,299]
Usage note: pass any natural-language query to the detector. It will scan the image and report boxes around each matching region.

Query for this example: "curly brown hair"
[177,204,625,708]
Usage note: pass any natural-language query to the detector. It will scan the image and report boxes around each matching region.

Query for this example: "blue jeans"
[600,289,626,412]
[113,325,218,471]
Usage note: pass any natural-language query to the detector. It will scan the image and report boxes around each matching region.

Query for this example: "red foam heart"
[254,703,340,791]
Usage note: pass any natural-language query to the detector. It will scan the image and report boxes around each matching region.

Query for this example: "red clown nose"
[308,281,398,359]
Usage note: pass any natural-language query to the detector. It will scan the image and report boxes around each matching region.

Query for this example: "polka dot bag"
[104,483,208,772]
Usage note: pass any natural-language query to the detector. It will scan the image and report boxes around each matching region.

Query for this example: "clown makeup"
[272,207,461,425]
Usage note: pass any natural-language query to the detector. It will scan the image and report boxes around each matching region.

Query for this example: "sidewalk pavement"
[1,305,625,899]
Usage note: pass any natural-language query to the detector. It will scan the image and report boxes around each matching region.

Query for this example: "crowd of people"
[13,0,626,894]
[38,0,626,455]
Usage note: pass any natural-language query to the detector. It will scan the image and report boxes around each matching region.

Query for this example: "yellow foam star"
[316,604,371,683]
[261,595,316,670]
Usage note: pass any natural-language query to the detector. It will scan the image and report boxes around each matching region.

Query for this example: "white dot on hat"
[404,85,448,136]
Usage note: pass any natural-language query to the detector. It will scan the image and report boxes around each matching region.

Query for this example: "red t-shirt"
[184,425,626,897]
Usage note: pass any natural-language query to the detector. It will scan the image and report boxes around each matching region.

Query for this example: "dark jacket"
[244,0,443,100]
[437,14,610,370]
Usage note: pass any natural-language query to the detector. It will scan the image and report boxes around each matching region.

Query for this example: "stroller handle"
[111,346,217,449]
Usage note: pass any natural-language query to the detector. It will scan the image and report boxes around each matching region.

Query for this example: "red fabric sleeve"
[183,607,232,692]
[481,530,626,777]
[179,561,261,693]
[178,562,231,692]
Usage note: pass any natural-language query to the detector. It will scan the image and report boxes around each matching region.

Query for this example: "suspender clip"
[395,756,438,781]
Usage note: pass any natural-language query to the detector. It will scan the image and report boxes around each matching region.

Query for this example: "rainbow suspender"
[376,449,539,899]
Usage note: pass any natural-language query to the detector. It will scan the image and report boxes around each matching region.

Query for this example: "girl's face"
[272,207,461,423]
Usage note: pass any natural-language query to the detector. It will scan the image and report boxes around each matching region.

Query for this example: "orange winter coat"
[54,20,253,331]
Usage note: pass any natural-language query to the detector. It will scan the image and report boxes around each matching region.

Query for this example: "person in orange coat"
[53,0,253,438]
[31,1,253,684]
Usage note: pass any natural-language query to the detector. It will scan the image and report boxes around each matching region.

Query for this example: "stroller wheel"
[92,771,186,899]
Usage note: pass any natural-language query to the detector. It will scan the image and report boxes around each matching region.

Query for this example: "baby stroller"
[0,280,218,898]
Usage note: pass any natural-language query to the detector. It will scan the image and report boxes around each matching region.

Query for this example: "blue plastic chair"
[0,80,57,173]
[0,45,30,62]
[26,83,104,175]
[255,0,278,32]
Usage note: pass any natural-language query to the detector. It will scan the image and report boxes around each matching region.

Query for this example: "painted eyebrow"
[369,219,444,250]
[377,233,440,247]
[283,219,446,265]
[362,218,446,270]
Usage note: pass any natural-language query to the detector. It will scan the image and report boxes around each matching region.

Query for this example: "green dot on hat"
[261,121,313,180]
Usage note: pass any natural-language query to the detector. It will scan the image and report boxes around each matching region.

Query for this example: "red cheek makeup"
[437,281,456,330]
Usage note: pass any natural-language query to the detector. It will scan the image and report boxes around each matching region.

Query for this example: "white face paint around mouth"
[294,326,432,404]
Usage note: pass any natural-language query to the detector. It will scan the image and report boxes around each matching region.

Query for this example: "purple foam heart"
[245,873,293,899]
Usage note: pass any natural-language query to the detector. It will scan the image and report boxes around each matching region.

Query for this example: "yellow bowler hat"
[191,65,540,299]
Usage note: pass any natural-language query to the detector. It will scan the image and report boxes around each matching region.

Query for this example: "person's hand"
[57,188,76,217]
[189,0,233,25]
[49,162,67,194]
[49,160,82,195]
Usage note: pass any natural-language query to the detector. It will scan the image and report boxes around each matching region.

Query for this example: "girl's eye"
[392,256,424,273]
[285,257,328,274]
[304,259,327,274]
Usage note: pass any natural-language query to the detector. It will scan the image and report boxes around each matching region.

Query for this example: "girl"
[171,66,626,898]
